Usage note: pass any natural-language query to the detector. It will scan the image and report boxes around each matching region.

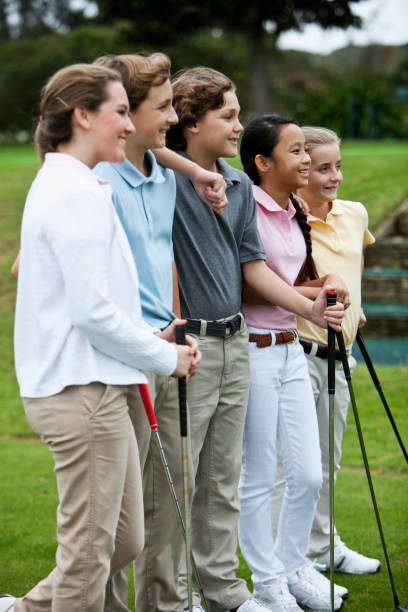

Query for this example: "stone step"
[397,210,408,236]
[365,237,408,269]
[362,267,408,302]
[362,301,408,337]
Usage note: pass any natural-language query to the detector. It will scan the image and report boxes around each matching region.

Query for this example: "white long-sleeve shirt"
[14,153,177,398]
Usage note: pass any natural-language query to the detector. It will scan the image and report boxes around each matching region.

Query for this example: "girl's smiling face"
[303,143,343,206]
[265,123,311,192]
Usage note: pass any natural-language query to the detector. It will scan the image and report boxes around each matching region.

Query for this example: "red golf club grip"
[138,383,158,430]
[326,288,337,307]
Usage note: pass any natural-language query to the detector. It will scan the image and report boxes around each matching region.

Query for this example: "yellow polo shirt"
[297,199,375,346]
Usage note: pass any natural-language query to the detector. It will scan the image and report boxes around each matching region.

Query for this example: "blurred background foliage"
[0,0,407,140]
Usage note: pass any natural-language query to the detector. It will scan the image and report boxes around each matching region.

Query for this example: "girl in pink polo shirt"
[238,114,348,612]
[274,126,379,576]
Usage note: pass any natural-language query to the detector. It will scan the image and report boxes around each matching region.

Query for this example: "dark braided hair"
[290,193,318,284]
[240,114,317,285]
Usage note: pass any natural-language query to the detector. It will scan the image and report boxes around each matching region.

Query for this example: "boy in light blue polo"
[94,53,226,612]
[94,53,183,612]
[97,150,176,331]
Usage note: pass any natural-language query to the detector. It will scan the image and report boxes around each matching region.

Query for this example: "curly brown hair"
[166,66,235,151]
[94,53,171,111]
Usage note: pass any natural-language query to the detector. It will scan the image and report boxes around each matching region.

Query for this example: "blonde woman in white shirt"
[3,63,199,612]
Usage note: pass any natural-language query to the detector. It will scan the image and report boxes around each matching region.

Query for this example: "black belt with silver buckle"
[300,339,342,361]
[185,314,242,338]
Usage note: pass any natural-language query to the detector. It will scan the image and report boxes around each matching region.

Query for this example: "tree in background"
[0,0,407,139]
[1,0,364,113]
[0,0,88,40]
[94,0,364,114]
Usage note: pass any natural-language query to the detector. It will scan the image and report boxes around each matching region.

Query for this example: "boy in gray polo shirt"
[92,54,227,612]
[163,67,344,612]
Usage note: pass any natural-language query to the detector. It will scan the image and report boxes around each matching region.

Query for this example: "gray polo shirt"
[172,155,265,320]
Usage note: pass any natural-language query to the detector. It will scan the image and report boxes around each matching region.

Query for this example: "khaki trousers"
[106,328,251,612]
[270,352,357,558]
[14,383,143,612]
[105,373,188,612]
[178,327,251,612]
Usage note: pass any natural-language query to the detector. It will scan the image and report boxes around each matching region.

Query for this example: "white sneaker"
[235,597,278,611]
[314,541,381,575]
[306,562,348,599]
[255,580,303,611]
[0,595,15,612]
[288,566,343,610]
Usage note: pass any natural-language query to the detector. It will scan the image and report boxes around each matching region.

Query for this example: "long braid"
[290,194,318,285]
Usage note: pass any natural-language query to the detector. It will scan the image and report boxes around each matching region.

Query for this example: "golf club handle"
[335,330,351,381]
[138,383,158,431]
[175,325,188,438]
[356,330,381,388]
[326,290,337,394]
[326,288,337,307]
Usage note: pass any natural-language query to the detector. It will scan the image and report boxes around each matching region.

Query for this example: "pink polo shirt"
[243,185,306,330]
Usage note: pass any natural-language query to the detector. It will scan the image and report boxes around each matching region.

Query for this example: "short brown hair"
[35,63,121,161]
[94,53,171,111]
[167,66,235,151]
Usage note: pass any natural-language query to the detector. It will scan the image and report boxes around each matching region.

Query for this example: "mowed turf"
[0,143,407,609]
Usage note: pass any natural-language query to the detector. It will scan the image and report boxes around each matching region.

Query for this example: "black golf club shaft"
[356,330,408,465]
[138,383,208,611]
[335,331,408,612]
[326,289,337,612]
[176,325,194,612]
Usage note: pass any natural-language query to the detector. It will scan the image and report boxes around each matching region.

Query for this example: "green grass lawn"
[0,143,407,609]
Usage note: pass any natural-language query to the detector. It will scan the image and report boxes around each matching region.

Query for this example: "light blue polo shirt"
[94,151,176,329]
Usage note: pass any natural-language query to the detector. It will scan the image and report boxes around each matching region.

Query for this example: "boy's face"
[129,78,178,150]
[193,90,243,160]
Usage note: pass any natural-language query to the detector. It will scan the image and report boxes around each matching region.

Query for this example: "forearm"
[153,147,198,179]
[172,261,181,318]
[73,298,177,375]
[295,285,320,299]
[295,274,328,299]
[153,147,227,212]
[58,243,177,375]
[299,273,350,307]
[242,278,272,306]
[242,260,314,321]
[11,252,20,278]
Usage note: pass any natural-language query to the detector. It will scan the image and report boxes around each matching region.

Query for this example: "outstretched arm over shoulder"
[153,147,228,213]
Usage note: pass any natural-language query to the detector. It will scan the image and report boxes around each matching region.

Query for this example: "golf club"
[326,289,337,612]
[176,324,193,612]
[335,330,408,612]
[137,382,208,611]
[356,330,408,465]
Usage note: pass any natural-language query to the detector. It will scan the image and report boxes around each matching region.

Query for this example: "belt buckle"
[287,329,297,344]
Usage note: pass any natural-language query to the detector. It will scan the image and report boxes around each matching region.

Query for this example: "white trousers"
[270,351,357,558]
[238,330,322,591]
